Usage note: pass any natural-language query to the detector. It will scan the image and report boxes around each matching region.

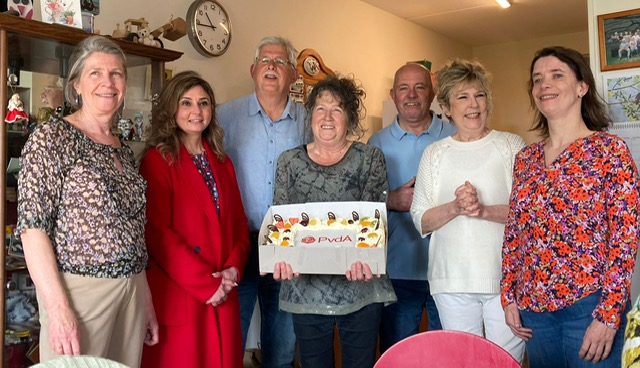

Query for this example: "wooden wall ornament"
[290,48,335,104]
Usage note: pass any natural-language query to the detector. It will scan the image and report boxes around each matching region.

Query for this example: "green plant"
[63,10,75,16]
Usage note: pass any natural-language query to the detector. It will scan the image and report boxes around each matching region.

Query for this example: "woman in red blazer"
[139,71,250,368]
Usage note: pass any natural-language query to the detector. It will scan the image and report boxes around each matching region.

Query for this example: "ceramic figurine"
[117,118,132,140]
[5,94,29,124]
[133,112,144,141]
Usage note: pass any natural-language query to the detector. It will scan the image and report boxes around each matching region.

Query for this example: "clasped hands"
[454,181,482,217]
[206,266,238,307]
[266,261,377,282]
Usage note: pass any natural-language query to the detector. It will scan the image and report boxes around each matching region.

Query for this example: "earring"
[75,93,82,107]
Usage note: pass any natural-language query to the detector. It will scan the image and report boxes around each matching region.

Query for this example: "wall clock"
[186,0,232,57]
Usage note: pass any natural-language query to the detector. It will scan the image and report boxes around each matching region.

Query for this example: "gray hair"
[64,35,128,110]
[253,36,298,66]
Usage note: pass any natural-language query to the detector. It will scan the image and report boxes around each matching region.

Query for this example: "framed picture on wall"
[603,70,640,124]
[597,8,640,71]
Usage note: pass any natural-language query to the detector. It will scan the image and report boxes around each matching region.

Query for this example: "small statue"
[133,112,144,141]
[112,23,127,38]
[117,119,132,140]
[5,93,29,124]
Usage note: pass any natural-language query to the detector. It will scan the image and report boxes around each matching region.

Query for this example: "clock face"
[303,56,320,76]
[187,0,232,57]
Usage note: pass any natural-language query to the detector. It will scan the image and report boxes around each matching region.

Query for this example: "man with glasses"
[217,36,305,368]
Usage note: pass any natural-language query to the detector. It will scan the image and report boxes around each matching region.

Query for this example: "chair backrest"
[375,330,521,368]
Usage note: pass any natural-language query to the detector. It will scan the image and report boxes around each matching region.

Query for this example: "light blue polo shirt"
[368,114,455,280]
[217,93,307,231]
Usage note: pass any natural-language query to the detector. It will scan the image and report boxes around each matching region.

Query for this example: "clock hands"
[205,12,217,31]
[197,22,217,30]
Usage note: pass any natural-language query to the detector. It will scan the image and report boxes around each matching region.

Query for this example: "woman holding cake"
[409,59,526,363]
[272,75,396,368]
[139,71,250,368]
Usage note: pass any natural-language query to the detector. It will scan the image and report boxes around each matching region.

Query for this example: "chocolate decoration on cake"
[328,212,336,220]
[352,211,360,221]
[274,214,283,222]
[267,224,279,232]
[301,212,309,221]
[264,235,273,244]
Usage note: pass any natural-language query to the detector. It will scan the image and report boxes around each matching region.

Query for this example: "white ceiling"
[361,0,588,47]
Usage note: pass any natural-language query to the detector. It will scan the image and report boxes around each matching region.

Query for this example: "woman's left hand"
[143,277,159,346]
[346,261,375,282]
[212,266,239,289]
[579,319,617,363]
[207,267,240,307]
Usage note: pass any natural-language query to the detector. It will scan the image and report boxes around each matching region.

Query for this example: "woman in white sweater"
[410,59,525,362]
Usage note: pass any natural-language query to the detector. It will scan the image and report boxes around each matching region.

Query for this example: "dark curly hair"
[528,46,610,138]
[304,75,367,140]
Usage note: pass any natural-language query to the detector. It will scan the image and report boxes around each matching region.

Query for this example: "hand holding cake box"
[258,201,388,275]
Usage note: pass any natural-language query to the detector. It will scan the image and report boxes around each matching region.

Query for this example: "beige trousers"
[37,272,147,367]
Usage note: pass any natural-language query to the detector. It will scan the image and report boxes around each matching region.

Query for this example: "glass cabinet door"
[0,13,182,365]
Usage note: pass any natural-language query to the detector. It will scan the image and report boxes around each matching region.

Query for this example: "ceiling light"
[496,0,511,8]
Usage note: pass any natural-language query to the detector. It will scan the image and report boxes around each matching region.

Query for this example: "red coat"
[140,142,250,368]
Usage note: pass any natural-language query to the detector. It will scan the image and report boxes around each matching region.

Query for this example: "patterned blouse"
[191,152,220,214]
[501,131,639,329]
[274,141,397,315]
[16,118,148,278]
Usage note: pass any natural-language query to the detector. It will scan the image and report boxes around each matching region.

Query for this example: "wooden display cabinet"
[0,13,182,365]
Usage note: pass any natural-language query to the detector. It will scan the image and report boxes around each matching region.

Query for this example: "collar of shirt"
[389,113,452,141]
[248,93,303,124]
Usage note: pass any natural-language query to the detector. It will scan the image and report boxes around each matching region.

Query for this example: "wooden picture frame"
[597,8,640,71]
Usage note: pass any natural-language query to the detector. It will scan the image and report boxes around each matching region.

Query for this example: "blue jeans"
[520,291,628,368]
[292,303,383,368]
[239,232,295,368]
[379,279,442,352]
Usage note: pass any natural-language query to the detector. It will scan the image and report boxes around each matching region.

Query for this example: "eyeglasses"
[256,56,293,68]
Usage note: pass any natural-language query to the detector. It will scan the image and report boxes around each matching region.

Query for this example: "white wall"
[92,0,471,141]
[473,32,589,145]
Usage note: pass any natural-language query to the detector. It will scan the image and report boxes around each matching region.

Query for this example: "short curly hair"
[305,75,367,140]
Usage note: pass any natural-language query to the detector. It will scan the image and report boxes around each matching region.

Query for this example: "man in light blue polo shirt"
[369,63,455,352]
[217,36,306,368]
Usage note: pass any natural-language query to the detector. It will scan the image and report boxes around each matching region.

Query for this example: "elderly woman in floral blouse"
[17,36,158,366]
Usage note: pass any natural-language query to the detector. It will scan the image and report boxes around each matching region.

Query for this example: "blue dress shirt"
[368,114,455,280]
[217,93,307,231]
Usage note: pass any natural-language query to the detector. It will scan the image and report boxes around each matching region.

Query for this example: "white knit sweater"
[410,130,525,295]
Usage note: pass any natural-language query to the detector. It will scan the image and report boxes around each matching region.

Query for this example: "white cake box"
[258,201,388,275]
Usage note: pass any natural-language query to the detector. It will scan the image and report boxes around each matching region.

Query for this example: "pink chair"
[375,330,521,368]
